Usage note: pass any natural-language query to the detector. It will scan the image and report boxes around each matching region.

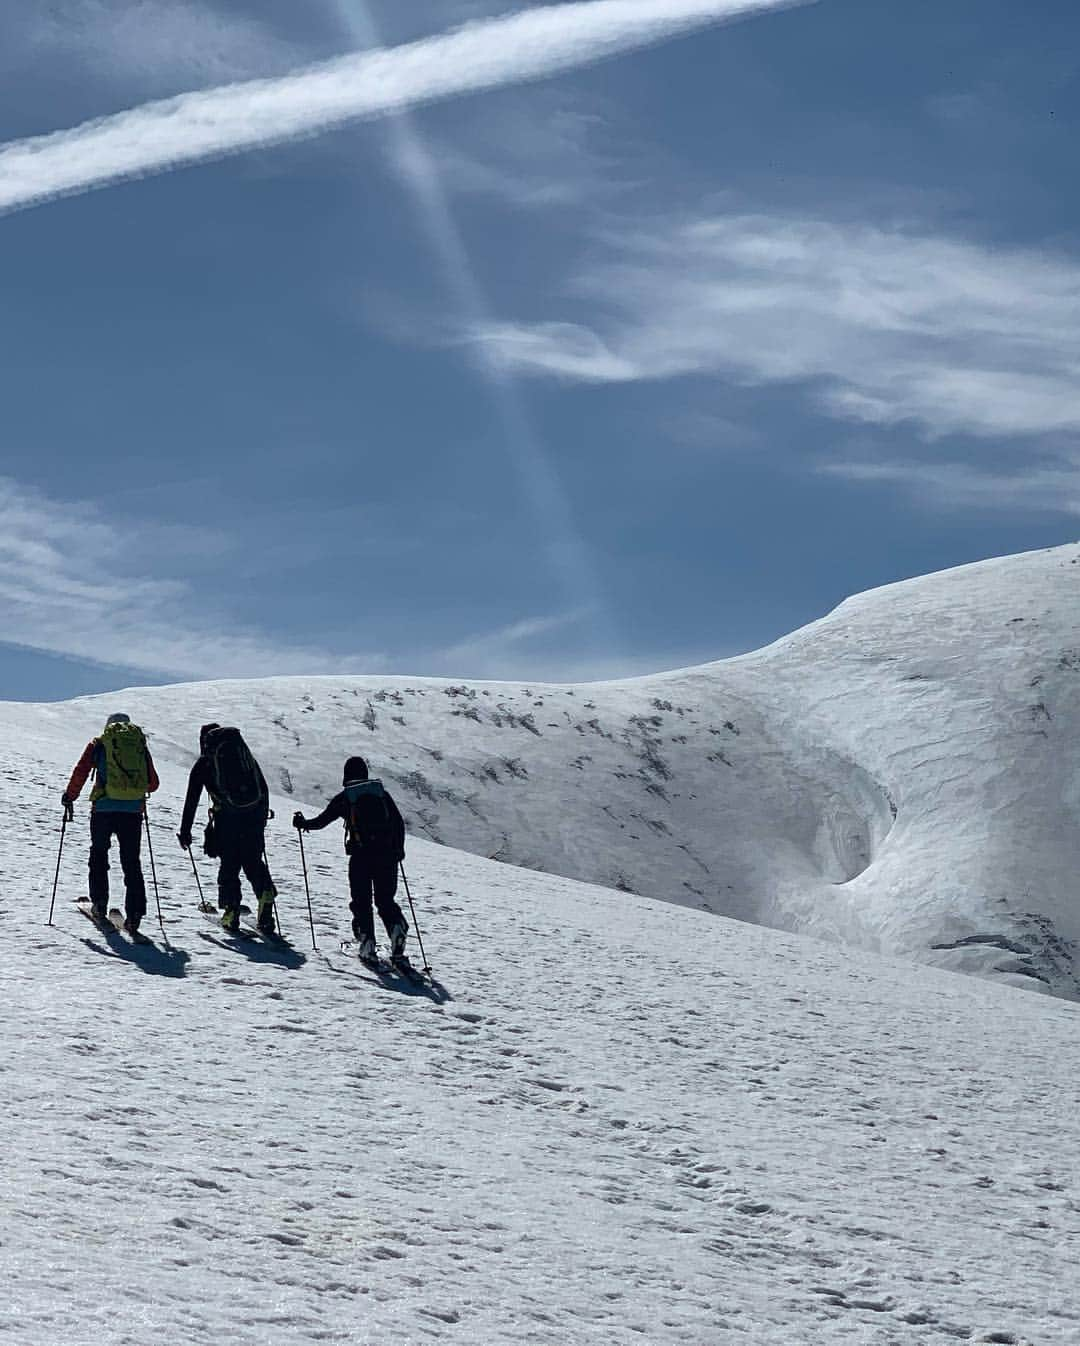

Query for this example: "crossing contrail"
[0,0,811,217]
[333,0,622,658]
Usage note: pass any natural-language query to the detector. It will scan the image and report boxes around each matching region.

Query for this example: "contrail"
[335,0,620,656]
[0,0,810,217]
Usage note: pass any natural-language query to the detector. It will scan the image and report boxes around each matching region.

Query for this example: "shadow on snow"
[76,927,193,978]
[323,955,453,1004]
[195,928,308,970]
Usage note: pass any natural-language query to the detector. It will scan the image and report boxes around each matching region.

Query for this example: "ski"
[198,902,285,943]
[107,907,153,945]
[199,903,258,941]
[340,940,393,974]
[389,954,430,984]
[340,942,430,982]
[75,901,113,933]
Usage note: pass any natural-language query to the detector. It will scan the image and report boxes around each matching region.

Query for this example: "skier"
[61,712,160,933]
[292,756,408,966]
[177,723,277,935]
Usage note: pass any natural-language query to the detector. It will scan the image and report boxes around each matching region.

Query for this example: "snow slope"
[12,543,1080,996]
[2,726,1079,1345]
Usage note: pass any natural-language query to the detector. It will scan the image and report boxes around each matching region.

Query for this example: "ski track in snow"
[2,739,1078,1344]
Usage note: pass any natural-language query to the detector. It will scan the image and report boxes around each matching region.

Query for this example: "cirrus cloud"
[470,213,1080,442]
[0,478,383,681]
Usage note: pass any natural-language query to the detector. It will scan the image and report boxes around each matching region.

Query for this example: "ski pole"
[262,847,283,937]
[296,830,317,951]
[399,863,431,974]
[184,841,207,910]
[143,804,166,940]
[47,804,72,926]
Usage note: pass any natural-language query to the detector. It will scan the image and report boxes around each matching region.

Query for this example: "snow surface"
[4,797,1080,1343]
[1,545,1080,1342]
[12,542,1080,995]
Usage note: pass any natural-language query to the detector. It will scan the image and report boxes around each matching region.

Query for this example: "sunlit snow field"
[2,546,1079,1342]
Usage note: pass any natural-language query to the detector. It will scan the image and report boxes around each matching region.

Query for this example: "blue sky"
[0,0,1077,699]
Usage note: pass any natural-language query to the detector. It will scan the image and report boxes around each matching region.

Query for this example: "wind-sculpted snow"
[8,542,1080,995]
[1,743,1078,1343]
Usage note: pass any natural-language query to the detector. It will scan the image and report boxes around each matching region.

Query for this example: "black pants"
[349,851,404,941]
[216,818,275,912]
[88,811,146,920]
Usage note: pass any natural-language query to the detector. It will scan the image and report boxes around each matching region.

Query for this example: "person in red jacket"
[62,713,160,931]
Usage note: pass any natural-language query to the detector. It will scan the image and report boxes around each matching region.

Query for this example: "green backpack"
[94,721,150,801]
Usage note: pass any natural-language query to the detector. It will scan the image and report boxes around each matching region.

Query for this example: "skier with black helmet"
[292,756,407,966]
[177,723,277,935]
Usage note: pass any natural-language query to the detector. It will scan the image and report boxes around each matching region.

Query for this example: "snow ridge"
[16,542,1080,997]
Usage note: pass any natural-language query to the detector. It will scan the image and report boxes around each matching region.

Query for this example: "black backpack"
[344,780,396,855]
[204,726,268,815]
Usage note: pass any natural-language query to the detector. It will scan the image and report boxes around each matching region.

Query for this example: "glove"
[292,812,307,831]
[61,793,74,821]
[177,831,193,851]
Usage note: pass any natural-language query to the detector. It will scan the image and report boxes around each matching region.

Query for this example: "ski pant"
[348,851,404,942]
[88,810,146,921]
[215,818,275,912]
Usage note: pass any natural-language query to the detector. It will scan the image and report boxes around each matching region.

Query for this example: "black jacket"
[180,753,270,837]
[306,779,405,859]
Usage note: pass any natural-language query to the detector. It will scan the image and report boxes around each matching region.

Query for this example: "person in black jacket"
[177,723,277,935]
[293,756,407,964]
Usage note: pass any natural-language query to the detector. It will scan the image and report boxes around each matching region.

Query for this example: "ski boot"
[388,920,409,962]
[221,906,241,935]
[355,934,380,969]
[256,892,276,935]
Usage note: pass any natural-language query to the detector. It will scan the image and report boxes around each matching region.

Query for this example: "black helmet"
[343,756,369,784]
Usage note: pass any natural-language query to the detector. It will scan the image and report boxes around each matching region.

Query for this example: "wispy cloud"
[0,479,382,680]
[431,611,592,678]
[425,95,629,210]
[821,455,1080,517]
[470,213,1080,441]
[5,1,301,89]
[0,0,810,217]
[426,610,722,681]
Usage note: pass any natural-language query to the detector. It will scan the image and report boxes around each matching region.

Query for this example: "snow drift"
[7,542,1080,995]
